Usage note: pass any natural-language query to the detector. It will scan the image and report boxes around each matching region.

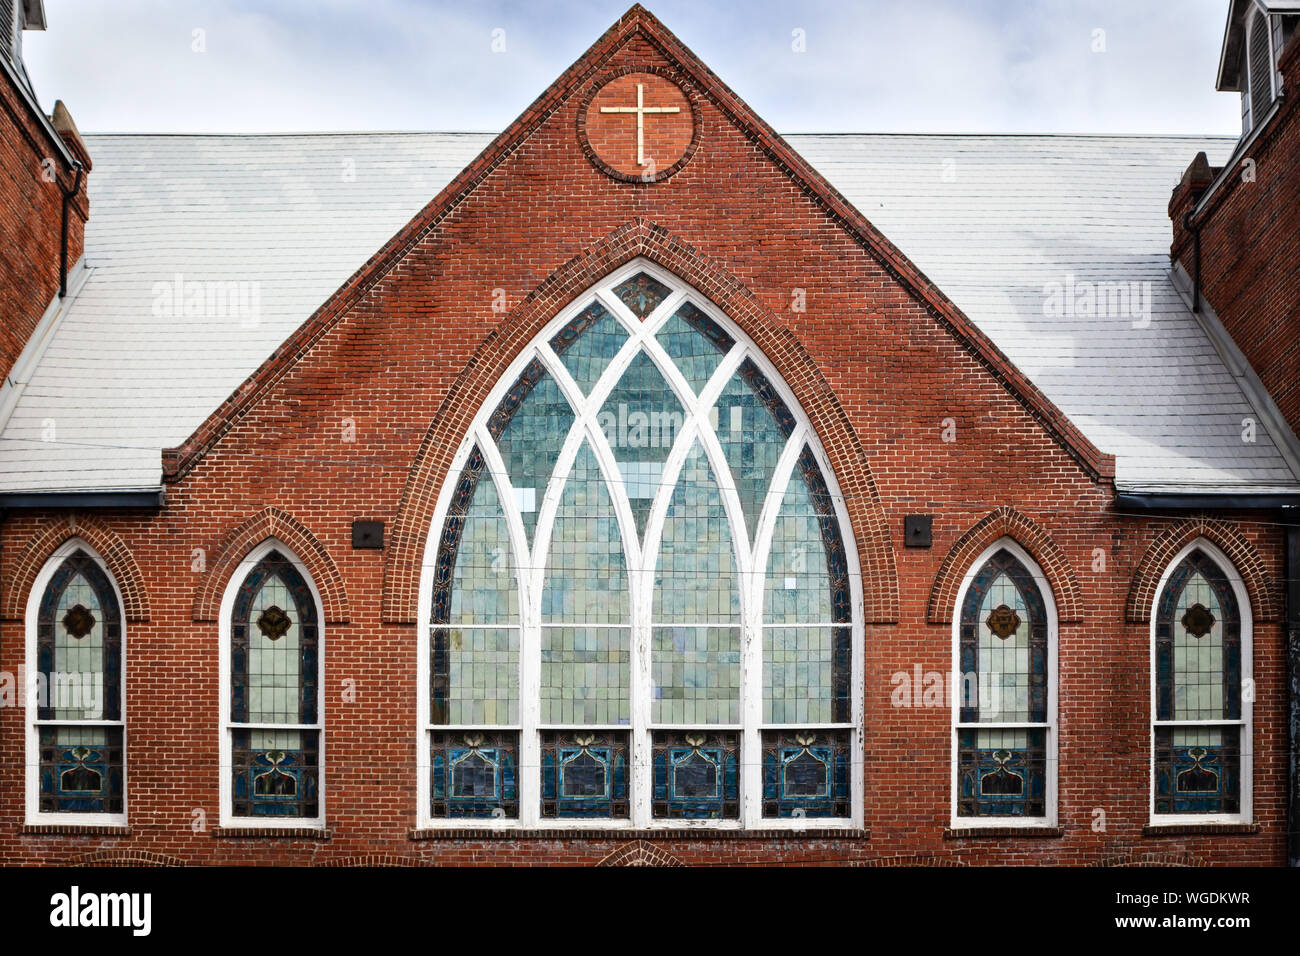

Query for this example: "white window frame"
[25,538,128,827]
[218,538,327,829]
[949,537,1059,830]
[1148,537,1252,827]
[415,258,865,831]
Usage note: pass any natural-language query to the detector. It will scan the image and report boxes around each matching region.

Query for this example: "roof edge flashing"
[0,489,164,509]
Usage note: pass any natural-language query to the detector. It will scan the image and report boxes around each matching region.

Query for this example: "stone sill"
[22,824,132,837]
[944,826,1064,840]
[410,827,869,841]
[1142,823,1260,838]
[212,827,332,840]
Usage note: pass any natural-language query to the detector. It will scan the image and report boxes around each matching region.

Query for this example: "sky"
[21,0,1242,135]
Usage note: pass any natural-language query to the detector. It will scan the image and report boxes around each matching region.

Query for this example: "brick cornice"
[191,506,349,624]
[1126,516,1279,623]
[3,515,151,623]
[161,3,1114,494]
[380,219,901,625]
[927,506,1085,625]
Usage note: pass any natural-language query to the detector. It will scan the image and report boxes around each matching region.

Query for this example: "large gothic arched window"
[420,263,861,829]
[27,542,125,823]
[952,543,1056,825]
[1151,544,1250,822]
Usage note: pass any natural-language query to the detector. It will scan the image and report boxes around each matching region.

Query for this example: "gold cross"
[599,82,681,168]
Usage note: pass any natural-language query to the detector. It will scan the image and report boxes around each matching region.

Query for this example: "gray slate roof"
[2,131,1296,495]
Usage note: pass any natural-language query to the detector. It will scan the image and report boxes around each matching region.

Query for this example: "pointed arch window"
[952,544,1055,825]
[27,543,125,823]
[420,263,862,829]
[221,544,323,825]
[1151,545,1251,822]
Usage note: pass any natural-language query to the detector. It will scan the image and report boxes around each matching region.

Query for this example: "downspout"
[1184,208,1202,313]
[58,160,84,298]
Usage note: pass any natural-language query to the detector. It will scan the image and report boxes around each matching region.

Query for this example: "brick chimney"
[1170,4,1300,438]
[0,0,91,384]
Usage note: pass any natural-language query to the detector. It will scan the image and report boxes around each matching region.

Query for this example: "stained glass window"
[955,548,1051,819]
[228,549,321,820]
[424,268,860,827]
[1153,548,1246,817]
[33,548,124,817]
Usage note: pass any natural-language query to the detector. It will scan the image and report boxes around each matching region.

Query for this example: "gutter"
[0,489,164,509]
[1116,491,1300,510]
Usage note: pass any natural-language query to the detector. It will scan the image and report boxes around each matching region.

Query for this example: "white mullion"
[473,428,535,825]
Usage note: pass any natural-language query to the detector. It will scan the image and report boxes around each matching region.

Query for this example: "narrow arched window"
[1152,545,1250,820]
[28,543,125,821]
[222,545,323,824]
[953,544,1054,824]
[1246,7,1276,132]
[420,263,862,829]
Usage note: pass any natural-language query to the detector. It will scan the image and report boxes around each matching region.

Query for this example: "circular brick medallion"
[579,69,697,183]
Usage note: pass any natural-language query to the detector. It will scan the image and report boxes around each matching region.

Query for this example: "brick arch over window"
[596,841,685,867]
[73,849,184,867]
[1126,517,1279,623]
[380,218,900,624]
[1089,848,1196,867]
[927,506,1084,624]
[3,516,150,623]
[192,507,350,624]
[319,854,420,867]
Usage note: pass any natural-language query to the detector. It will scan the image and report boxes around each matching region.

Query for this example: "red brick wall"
[0,71,89,383]
[1170,34,1300,440]
[0,13,1287,865]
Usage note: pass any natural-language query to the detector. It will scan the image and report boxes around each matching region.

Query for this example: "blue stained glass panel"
[654,441,740,622]
[612,272,671,319]
[549,301,628,394]
[956,728,1046,817]
[712,359,795,543]
[540,731,629,818]
[37,550,121,722]
[430,731,519,819]
[598,351,685,537]
[1154,726,1241,815]
[542,442,629,623]
[489,359,575,543]
[231,729,319,818]
[651,731,740,819]
[654,301,733,394]
[38,726,123,814]
[761,730,851,818]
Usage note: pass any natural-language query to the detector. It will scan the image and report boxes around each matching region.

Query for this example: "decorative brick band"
[192,506,349,624]
[381,219,900,625]
[943,827,1064,840]
[74,849,183,866]
[21,824,133,837]
[1089,848,1195,866]
[211,827,333,840]
[1141,823,1260,838]
[3,515,150,623]
[1126,517,1279,623]
[850,854,968,867]
[409,827,869,841]
[927,506,1084,624]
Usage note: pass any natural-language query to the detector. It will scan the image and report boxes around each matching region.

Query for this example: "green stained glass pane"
[652,626,741,724]
[612,272,671,319]
[654,441,740,622]
[540,626,631,724]
[434,627,519,725]
[765,462,833,623]
[550,302,627,394]
[598,351,685,538]
[654,301,733,395]
[449,474,518,625]
[542,442,629,623]
[763,627,846,723]
[490,359,575,543]
[1173,571,1225,721]
[711,359,795,543]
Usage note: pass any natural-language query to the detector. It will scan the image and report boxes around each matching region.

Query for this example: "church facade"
[1,2,1298,866]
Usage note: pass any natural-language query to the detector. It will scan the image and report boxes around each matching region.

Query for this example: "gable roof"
[2,10,1296,498]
